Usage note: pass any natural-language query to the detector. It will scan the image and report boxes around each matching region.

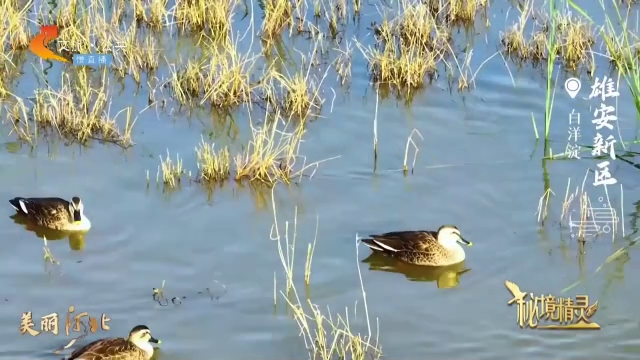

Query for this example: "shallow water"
[1,0,640,359]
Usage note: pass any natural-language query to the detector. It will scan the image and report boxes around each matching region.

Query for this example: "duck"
[67,325,161,360]
[360,225,472,266]
[8,196,91,231]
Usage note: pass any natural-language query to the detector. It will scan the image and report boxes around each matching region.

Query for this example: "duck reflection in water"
[10,213,86,251]
[361,252,471,289]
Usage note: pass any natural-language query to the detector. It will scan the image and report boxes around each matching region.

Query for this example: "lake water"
[1,0,640,359]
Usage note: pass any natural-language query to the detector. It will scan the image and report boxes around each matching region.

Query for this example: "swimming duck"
[360,225,472,266]
[68,325,161,360]
[8,196,91,231]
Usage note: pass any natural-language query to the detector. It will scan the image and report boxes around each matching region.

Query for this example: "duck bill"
[73,210,82,223]
[457,237,473,247]
[149,336,161,344]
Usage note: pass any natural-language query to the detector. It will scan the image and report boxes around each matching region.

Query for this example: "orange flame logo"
[29,25,68,63]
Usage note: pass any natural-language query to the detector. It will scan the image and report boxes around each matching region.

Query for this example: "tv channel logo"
[29,25,112,67]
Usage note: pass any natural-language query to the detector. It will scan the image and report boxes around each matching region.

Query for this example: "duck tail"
[9,197,27,214]
[360,238,386,252]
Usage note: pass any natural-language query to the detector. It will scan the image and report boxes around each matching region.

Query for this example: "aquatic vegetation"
[131,0,148,24]
[169,36,258,109]
[157,119,332,188]
[149,0,170,30]
[26,69,136,146]
[195,136,231,183]
[192,112,337,187]
[500,1,539,62]
[174,0,237,41]
[321,0,348,41]
[568,0,640,118]
[355,1,451,91]
[261,53,328,119]
[168,57,205,106]
[200,37,259,108]
[0,75,7,98]
[403,128,423,174]
[45,0,161,84]
[500,0,567,140]
[270,192,382,360]
[500,0,595,72]
[4,96,33,142]
[158,149,185,188]
[0,52,20,98]
[233,112,320,185]
[42,236,60,268]
[334,41,353,86]
[352,0,361,15]
[1,0,31,50]
[441,0,489,24]
[110,25,161,84]
[261,0,293,40]
[556,13,595,71]
[55,1,110,56]
[257,34,332,118]
[55,0,79,29]
[536,168,622,252]
[125,0,169,30]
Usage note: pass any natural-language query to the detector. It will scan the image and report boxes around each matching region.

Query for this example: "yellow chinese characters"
[505,280,600,330]
[19,305,111,336]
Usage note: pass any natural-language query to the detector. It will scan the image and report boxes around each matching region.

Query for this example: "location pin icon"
[565,78,581,99]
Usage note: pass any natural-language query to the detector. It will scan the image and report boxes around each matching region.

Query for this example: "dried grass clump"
[602,31,640,71]
[195,136,231,183]
[55,2,108,55]
[441,0,489,24]
[200,38,259,108]
[193,111,336,186]
[556,14,595,71]
[110,26,161,83]
[149,0,170,29]
[174,0,237,41]
[356,3,449,91]
[398,1,451,52]
[234,113,308,185]
[500,1,542,62]
[55,0,79,29]
[262,0,293,40]
[51,3,159,82]
[169,57,206,105]
[261,69,325,120]
[501,24,529,60]
[1,0,32,50]
[500,2,595,71]
[159,149,185,188]
[258,40,330,119]
[27,70,135,147]
[169,37,258,109]
[0,52,21,98]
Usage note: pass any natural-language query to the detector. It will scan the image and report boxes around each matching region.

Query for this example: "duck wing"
[68,337,133,359]
[9,197,70,218]
[364,230,438,252]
